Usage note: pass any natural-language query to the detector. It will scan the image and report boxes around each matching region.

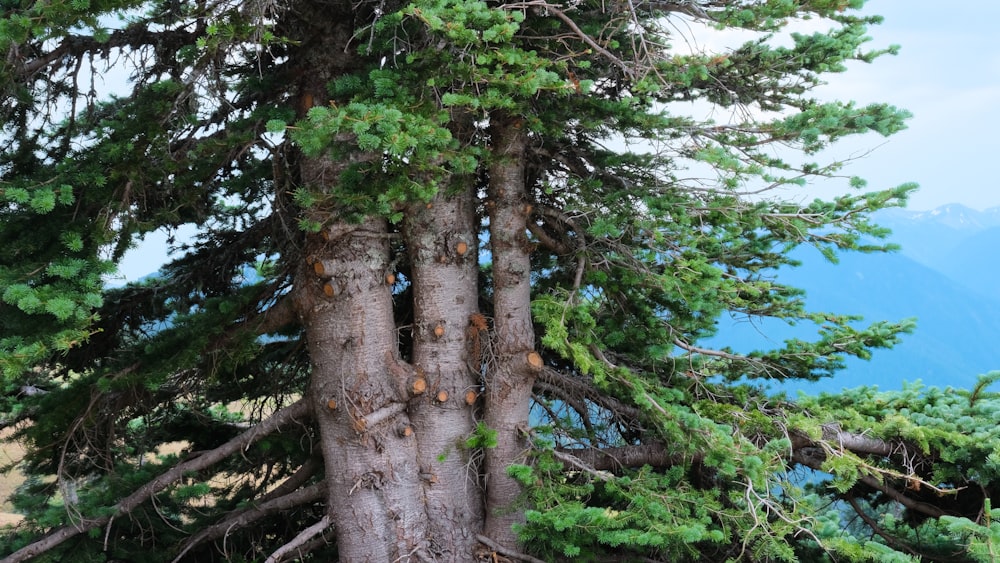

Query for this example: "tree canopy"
[2,0,999,562]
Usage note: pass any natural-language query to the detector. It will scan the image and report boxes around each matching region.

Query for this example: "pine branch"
[16,27,199,78]
[2,399,312,563]
[856,474,946,519]
[843,494,920,558]
[500,1,634,78]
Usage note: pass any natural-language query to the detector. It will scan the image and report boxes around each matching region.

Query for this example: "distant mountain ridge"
[875,204,1000,303]
[878,203,1000,230]
[719,203,1000,395]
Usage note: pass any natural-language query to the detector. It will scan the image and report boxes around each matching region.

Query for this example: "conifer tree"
[1,0,997,561]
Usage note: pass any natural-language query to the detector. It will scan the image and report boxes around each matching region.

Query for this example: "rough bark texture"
[285,2,436,560]
[299,213,429,561]
[482,115,537,549]
[404,184,484,558]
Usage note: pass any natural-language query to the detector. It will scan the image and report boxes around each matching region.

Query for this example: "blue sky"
[810,1,1000,211]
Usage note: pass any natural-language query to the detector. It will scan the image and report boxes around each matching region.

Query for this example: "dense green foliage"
[2,0,999,561]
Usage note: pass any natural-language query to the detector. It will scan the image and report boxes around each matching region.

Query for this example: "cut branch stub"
[322,282,335,298]
[433,324,445,339]
[526,351,543,371]
[326,399,337,410]
[464,389,478,406]
[435,390,449,403]
[313,260,333,278]
[396,424,413,438]
[411,376,427,395]
[455,241,469,256]
[354,402,408,433]
[386,273,396,285]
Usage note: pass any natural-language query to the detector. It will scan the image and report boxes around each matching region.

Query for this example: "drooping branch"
[856,474,946,519]
[171,458,323,562]
[263,514,332,563]
[536,366,643,428]
[2,399,312,563]
[14,27,200,79]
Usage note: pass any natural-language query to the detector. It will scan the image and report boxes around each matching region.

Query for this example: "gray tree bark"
[482,115,539,549]
[404,183,485,557]
[287,1,438,559]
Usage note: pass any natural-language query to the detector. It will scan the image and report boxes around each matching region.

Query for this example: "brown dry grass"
[0,401,282,528]
[0,428,26,524]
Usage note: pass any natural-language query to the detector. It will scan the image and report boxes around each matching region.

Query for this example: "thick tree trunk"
[482,115,538,548]
[404,183,484,558]
[298,211,430,561]
[287,2,436,560]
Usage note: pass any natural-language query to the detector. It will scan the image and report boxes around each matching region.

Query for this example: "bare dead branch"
[789,423,893,457]
[255,456,322,503]
[673,338,748,362]
[819,423,894,457]
[171,460,323,562]
[2,399,312,563]
[251,295,298,336]
[534,205,588,292]
[533,384,597,439]
[263,514,332,563]
[354,401,407,432]
[551,449,615,481]
[476,534,548,563]
[527,221,571,255]
[17,27,199,78]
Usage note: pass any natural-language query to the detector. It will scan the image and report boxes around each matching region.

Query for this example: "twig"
[502,1,635,78]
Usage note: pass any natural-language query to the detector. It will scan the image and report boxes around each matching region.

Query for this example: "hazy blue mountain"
[715,204,1000,395]
[873,204,1000,305]
[932,226,1000,303]
[872,204,1000,267]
